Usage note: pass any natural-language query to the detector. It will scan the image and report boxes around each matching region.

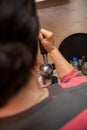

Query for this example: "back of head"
[0,0,39,107]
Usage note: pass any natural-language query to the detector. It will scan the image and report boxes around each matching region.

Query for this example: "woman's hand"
[39,29,56,53]
[39,28,74,79]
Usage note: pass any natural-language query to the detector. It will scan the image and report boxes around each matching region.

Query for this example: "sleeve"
[59,70,87,88]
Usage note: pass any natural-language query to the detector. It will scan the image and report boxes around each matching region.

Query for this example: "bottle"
[72,57,78,70]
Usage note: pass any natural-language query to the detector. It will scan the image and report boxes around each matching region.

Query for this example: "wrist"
[49,47,58,56]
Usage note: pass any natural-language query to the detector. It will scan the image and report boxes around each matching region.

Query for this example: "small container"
[82,56,86,63]
[78,59,83,70]
[82,62,87,76]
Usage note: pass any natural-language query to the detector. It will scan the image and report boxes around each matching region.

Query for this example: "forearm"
[49,48,74,79]
[39,28,74,79]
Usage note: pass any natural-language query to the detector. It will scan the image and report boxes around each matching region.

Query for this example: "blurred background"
[36,0,87,63]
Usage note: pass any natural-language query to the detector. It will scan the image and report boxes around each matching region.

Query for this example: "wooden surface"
[36,0,87,63]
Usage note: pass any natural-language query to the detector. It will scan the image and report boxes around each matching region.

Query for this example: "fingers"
[39,30,47,47]
[39,28,54,46]
[39,28,55,53]
[39,28,53,39]
[39,32,44,42]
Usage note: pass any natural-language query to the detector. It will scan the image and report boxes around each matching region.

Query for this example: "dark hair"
[0,0,40,107]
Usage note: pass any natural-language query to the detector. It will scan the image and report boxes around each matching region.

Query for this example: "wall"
[36,0,87,63]
[37,0,87,47]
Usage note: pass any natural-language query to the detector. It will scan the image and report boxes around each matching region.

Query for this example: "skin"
[0,29,74,117]
[39,29,74,79]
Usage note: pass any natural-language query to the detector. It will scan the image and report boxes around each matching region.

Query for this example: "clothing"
[0,70,87,130]
[60,70,87,88]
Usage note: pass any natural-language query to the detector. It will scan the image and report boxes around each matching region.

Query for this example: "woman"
[0,0,87,130]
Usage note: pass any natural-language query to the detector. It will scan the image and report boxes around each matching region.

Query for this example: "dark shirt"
[0,82,87,130]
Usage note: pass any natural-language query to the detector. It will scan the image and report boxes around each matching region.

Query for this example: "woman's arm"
[39,29,74,79]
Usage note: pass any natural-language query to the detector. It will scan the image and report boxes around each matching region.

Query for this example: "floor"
[36,0,87,63]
